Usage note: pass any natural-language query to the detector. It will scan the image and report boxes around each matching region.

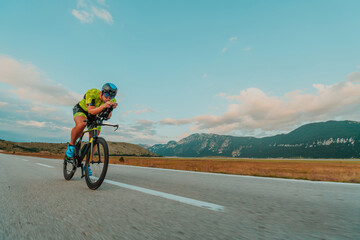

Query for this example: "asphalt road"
[0,153,359,240]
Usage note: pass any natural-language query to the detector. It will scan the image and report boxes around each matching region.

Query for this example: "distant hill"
[147,121,360,158]
[138,144,152,149]
[0,139,157,157]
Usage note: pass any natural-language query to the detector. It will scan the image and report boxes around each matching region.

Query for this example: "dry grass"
[3,151,360,183]
[109,156,360,183]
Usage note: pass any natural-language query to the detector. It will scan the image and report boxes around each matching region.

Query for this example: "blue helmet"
[101,83,117,98]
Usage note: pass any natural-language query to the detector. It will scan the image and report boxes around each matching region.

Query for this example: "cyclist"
[65,83,118,168]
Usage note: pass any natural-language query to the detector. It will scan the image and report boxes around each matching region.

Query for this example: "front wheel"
[85,137,109,190]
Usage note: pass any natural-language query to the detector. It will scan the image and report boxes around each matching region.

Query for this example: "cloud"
[102,120,162,144]
[121,120,158,142]
[346,71,360,82]
[134,108,155,115]
[30,106,58,113]
[160,118,193,126]
[216,92,227,98]
[160,73,360,136]
[72,0,113,24]
[0,101,7,106]
[221,36,237,54]
[92,6,113,24]
[133,120,156,135]
[17,120,48,128]
[121,110,133,116]
[17,120,71,131]
[122,106,155,116]
[0,56,81,106]
[0,55,79,142]
[222,37,252,54]
[72,9,94,23]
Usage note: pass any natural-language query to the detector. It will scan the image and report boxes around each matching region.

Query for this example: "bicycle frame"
[75,127,98,166]
[75,107,118,165]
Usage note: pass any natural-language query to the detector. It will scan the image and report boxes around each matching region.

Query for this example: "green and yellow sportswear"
[73,88,116,118]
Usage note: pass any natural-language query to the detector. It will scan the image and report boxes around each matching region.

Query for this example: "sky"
[1,0,360,145]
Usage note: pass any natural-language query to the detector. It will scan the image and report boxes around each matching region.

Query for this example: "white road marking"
[35,163,54,168]
[91,177,225,212]
[22,159,29,162]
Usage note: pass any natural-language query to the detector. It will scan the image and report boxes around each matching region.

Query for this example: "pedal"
[64,157,74,164]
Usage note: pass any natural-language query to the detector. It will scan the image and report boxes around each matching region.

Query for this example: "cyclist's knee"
[74,116,87,128]
[76,122,86,129]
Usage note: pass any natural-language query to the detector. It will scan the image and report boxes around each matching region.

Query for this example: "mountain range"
[147,120,360,158]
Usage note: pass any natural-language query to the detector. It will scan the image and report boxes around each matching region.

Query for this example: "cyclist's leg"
[66,105,87,159]
[70,115,87,145]
[70,104,88,145]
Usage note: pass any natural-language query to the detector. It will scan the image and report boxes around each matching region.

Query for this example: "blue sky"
[1,0,360,145]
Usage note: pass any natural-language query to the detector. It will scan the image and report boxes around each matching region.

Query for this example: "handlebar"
[83,105,118,131]
[100,106,113,118]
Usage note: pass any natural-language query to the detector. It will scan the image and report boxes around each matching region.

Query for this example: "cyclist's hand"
[103,102,112,109]
[110,103,118,109]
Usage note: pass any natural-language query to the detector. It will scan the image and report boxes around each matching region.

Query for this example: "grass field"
[110,156,360,183]
[2,151,360,183]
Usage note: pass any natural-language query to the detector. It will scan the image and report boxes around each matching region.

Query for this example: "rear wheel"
[63,157,76,180]
[85,137,109,190]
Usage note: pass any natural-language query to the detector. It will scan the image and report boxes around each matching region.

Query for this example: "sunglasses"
[104,92,115,99]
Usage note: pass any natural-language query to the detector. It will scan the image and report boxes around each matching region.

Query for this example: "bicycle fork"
[80,138,95,178]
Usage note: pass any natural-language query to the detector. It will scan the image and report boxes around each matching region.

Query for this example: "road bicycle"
[63,107,118,190]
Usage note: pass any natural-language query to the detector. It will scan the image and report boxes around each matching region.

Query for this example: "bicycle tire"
[63,157,76,180]
[85,137,109,190]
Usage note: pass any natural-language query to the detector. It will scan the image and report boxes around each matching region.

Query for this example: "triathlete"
[65,83,118,162]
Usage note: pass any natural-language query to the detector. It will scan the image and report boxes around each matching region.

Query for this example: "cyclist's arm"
[87,102,117,115]
[87,103,108,115]
[87,105,105,115]
[105,102,117,118]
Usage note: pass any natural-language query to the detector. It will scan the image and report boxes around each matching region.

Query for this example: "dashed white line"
[91,177,225,212]
[22,159,29,162]
[35,163,54,168]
